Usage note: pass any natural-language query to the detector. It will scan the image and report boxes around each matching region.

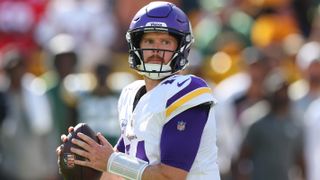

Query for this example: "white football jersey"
[117,74,220,180]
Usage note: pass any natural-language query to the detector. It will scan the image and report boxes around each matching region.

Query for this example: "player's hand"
[56,126,74,155]
[56,126,74,174]
[70,132,114,172]
[62,126,74,142]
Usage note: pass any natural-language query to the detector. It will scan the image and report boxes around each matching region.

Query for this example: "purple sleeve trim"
[115,137,125,153]
[136,141,150,162]
[160,104,210,172]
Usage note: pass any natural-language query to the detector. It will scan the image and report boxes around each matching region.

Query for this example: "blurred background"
[0,0,320,180]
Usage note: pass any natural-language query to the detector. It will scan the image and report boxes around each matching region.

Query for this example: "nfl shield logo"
[177,121,186,131]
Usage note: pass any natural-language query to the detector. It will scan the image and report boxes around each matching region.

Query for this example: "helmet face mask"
[127,1,194,80]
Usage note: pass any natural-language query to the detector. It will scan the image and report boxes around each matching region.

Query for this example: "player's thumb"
[97,132,112,146]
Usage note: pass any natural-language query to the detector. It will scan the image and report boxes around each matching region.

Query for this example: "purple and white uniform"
[115,74,220,180]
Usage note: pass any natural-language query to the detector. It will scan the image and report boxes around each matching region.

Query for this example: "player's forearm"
[107,152,187,180]
[141,163,187,180]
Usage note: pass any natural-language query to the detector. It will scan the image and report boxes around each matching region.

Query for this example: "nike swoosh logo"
[177,78,190,87]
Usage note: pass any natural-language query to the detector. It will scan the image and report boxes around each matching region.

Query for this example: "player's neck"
[144,77,161,91]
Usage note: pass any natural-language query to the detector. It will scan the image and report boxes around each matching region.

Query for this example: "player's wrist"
[107,152,148,180]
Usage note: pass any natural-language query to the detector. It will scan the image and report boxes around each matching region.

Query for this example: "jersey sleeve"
[160,103,210,171]
[164,75,216,122]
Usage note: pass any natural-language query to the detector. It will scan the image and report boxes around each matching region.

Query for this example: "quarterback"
[57,1,221,180]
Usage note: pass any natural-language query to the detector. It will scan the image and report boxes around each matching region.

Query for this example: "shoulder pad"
[122,80,145,92]
[162,75,217,120]
[118,80,144,108]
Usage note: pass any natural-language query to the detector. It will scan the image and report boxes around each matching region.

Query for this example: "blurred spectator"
[308,5,320,42]
[199,29,249,83]
[290,41,320,180]
[192,1,253,84]
[76,63,120,146]
[292,0,313,37]
[35,0,117,72]
[41,34,79,139]
[180,0,200,15]
[250,8,300,48]
[0,49,58,179]
[235,70,305,180]
[214,46,272,179]
[0,0,49,75]
[0,0,48,50]
[291,41,320,123]
[303,97,320,180]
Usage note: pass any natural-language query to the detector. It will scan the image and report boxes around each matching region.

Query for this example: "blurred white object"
[48,33,76,55]
[304,98,320,180]
[296,41,320,71]
[22,73,53,135]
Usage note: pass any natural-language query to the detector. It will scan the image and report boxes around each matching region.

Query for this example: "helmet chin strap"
[137,63,173,80]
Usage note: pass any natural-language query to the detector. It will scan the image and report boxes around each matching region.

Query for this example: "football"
[59,123,102,180]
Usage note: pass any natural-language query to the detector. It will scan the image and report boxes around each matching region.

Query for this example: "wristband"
[107,152,148,180]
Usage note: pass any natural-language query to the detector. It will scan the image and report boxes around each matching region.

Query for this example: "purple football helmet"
[126,1,194,79]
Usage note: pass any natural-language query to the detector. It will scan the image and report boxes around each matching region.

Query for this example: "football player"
[57,1,221,180]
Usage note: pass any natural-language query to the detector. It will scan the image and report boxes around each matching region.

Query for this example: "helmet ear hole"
[170,54,188,72]
[170,58,179,72]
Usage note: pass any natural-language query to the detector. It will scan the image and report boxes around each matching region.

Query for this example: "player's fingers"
[56,146,60,154]
[61,134,68,143]
[71,138,91,152]
[68,126,74,133]
[97,132,111,146]
[74,159,103,172]
[71,147,90,159]
[57,159,62,174]
[56,145,63,155]
[74,159,92,169]
[77,132,97,146]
